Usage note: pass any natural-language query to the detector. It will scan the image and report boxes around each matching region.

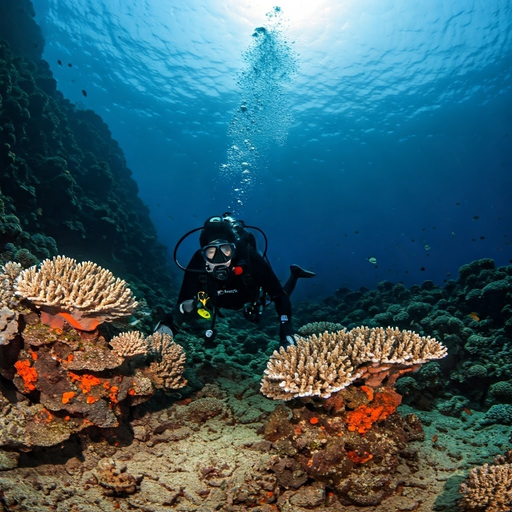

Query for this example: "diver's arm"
[249,249,295,344]
[154,250,204,336]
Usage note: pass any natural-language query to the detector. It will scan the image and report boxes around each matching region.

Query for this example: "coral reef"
[261,326,447,400]
[0,256,186,450]
[257,327,443,506]
[15,255,138,330]
[260,384,425,507]
[293,259,512,417]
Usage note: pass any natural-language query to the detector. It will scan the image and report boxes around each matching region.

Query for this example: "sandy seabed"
[0,373,509,512]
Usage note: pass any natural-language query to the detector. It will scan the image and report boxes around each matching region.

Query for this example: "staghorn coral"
[261,326,447,400]
[109,330,148,357]
[15,255,138,330]
[298,321,345,337]
[146,332,187,390]
[459,463,512,512]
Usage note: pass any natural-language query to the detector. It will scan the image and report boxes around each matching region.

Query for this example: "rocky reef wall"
[0,0,175,308]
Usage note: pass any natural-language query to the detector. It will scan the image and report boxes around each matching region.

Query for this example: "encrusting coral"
[261,326,447,400]
[0,261,23,345]
[0,261,22,307]
[109,330,148,357]
[15,255,138,331]
[459,462,512,512]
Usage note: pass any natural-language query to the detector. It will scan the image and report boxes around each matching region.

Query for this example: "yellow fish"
[468,312,480,322]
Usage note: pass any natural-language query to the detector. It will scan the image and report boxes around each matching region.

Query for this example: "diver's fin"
[290,264,316,278]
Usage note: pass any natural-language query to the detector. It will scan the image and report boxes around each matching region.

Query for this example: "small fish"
[36,208,43,216]
[57,59,62,66]
[81,89,87,97]
[473,215,480,220]
[468,312,480,322]
[68,63,72,67]
[367,257,377,265]
[463,407,473,416]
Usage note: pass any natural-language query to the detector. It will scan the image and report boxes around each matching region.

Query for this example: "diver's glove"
[154,312,179,337]
[279,317,297,347]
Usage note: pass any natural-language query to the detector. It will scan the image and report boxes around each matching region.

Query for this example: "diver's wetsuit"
[176,246,292,325]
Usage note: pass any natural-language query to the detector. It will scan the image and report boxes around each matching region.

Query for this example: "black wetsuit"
[176,246,293,332]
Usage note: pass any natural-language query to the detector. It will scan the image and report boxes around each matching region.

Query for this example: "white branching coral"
[147,332,187,390]
[298,321,345,337]
[459,463,512,512]
[261,332,360,400]
[348,326,447,365]
[261,326,447,400]
[14,256,138,330]
[109,331,148,357]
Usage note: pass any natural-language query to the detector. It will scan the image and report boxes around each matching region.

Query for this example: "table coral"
[261,326,447,400]
[15,255,138,331]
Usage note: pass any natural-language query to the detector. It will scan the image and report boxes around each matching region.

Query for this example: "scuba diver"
[155,213,315,347]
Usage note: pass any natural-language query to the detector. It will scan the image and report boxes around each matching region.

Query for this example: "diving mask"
[201,240,236,264]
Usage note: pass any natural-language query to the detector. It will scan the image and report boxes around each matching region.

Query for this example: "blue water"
[31,0,512,300]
